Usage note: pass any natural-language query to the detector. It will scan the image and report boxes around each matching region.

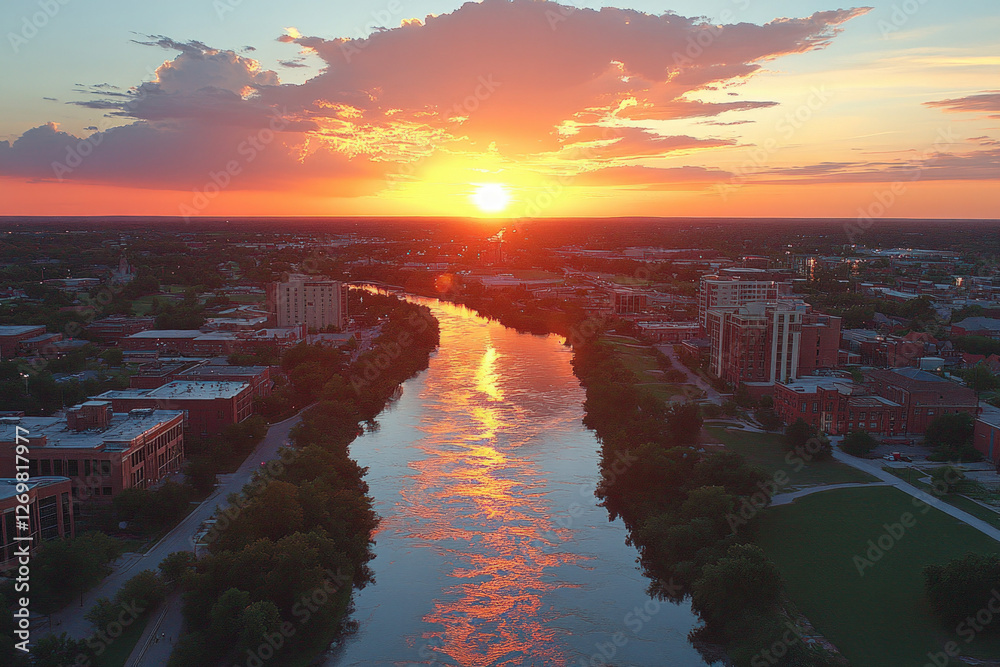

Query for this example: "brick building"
[862,368,977,434]
[0,403,184,501]
[267,275,349,331]
[130,361,272,399]
[706,301,840,390]
[98,381,253,435]
[84,316,156,344]
[0,477,75,571]
[774,377,904,436]
[0,325,46,359]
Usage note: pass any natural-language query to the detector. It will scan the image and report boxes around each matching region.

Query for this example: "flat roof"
[779,376,857,394]
[2,410,183,451]
[0,325,45,336]
[97,380,252,401]
[180,365,267,378]
[891,367,948,383]
[127,329,203,339]
[0,477,70,501]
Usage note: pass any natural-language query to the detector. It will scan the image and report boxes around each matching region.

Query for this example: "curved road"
[42,408,309,649]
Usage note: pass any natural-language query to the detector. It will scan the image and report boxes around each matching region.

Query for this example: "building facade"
[267,275,349,331]
[862,368,977,434]
[698,275,778,332]
[0,403,184,501]
[0,477,75,571]
[774,377,904,436]
[98,380,253,435]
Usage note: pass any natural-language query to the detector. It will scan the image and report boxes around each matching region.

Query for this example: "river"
[327,298,709,667]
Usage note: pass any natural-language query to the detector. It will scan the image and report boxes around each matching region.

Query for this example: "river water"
[327,298,709,667]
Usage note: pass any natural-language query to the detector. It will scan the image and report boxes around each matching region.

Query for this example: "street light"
[20,372,29,394]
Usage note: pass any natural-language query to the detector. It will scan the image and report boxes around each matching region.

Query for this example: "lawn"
[757,486,1000,666]
[603,337,701,402]
[707,426,877,488]
[883,466,1000,529]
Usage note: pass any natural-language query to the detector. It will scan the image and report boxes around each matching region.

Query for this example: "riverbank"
[431,287,845,666]
[165,291,440,666]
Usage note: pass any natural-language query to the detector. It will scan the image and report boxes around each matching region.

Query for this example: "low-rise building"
[98,380,253,435]
[0,477,75,571]
[0,325,46,359]
[862,368,977,434]
[774,376,904,436]
[0,403,184,501]
[974,411,1000,467]
[85,316,156,344]
[952,317,1000,340]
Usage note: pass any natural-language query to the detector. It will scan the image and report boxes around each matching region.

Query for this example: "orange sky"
[1,0,998,219]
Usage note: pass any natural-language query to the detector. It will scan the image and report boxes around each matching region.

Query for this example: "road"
[43,408,309,643]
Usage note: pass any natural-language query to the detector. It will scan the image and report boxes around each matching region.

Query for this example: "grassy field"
[757,486,1000,666]
[603,337,701,402]
[883,466,1000,529]
[707,426,877,488]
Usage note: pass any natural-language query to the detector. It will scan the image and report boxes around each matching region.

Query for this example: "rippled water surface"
[328,299,708,667]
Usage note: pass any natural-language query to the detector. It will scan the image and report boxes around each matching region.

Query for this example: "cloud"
[0,1,871,194]
[573,164,733,189]
[925,91,1000,119]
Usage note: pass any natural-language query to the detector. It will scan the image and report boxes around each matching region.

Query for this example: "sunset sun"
[470,183,511,215]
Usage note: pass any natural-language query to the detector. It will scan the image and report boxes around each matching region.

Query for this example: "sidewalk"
[40,408,310,641]
[831,448,1000,543]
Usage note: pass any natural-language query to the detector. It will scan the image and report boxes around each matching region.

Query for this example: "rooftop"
[891,367,948,383]
[954,317,1000,332]
[779,377,857,395]
[0,477,71,502]
[0,325,45,336]
[101,380,250,401]
[1,410,183,451]
[180,365,268,378]
[127,329,205,339]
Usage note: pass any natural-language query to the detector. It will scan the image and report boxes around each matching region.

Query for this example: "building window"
[102,487,112,496]
[41,460,51,476]
[68,460,78,477]
[101,461,111,476]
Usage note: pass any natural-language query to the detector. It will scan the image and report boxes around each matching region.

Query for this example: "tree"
[159,551,198,585]
[925,412,980,462]
[33,531,121,611]
[666,402,703,445]
[930,466,966,494]
[784,419,832,460]
[237,600,283,655]
[118,570,167,610]
[841,430,878,457]
[925,553,1000,627]
[691,544,783,637]
[30,633,95,667]
[209,588,252,645]
[756,407,783,432]
[966,363,997,412]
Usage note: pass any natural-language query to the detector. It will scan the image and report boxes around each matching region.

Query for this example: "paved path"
[42,408,310,642]
[655,344,722,404]
[771,482,891,506]
[126,592,183,667]
[830,447,1000,543]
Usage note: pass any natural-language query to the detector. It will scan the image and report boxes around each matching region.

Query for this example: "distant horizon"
[2,0,998,218]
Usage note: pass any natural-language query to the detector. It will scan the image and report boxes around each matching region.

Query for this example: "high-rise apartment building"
[267,275,349,331]
[698,274,779,332]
